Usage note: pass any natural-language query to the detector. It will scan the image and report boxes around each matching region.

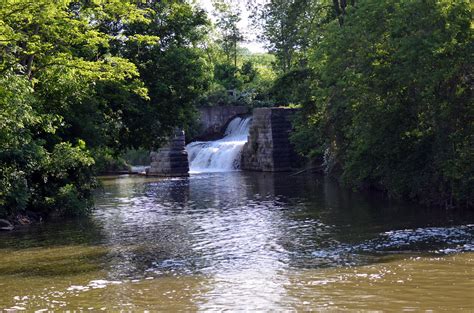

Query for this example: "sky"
[196,0,267,53]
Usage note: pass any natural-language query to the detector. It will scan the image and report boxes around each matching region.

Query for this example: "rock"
[147,129,190,177]
[0,219,14,231]
[241,107,302,172]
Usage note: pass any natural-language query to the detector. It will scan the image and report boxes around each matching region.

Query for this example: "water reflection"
[0,172,473,310]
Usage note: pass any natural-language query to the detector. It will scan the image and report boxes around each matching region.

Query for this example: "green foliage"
[212,0,244,67]
[35,142,96,216]
[214,63,242,90]
[197,1,277,108]
[122,149,150,166]
[270,68,313,105]
[199,52,277,108]
[92,147,130,174]
[251,0,338,106]
[293,0,473,207]
[252,0,335,73]
[121,1,211,148]
[0,73,44,216]
[51,184,90,217]
[0,0,213,218]
[240,61,258,84]
[0,73,96,217]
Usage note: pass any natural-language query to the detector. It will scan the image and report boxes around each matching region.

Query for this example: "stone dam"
[147,107,301,176]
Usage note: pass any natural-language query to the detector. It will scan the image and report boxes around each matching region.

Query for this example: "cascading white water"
[186,116,252,173]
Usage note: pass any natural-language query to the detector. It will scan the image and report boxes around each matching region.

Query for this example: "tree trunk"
[26,23,39,80]
[26,54,35,79]
[233,38,237,68]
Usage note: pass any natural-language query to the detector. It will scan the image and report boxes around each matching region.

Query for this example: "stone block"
[147,129,189,177]
[241,107,302,172]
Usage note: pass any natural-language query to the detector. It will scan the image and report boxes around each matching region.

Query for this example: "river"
[0,173,473,311]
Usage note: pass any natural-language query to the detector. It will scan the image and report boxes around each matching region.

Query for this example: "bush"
[92,147,130,174]
[0,73,96,218]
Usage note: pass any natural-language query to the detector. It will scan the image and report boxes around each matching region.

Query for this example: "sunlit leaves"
[0,0,147,91]
[0,0,151,216]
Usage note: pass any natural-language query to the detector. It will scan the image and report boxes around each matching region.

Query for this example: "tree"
[240,60,257,84]
[249,0,336,105]
[0,71,96,217]
[120,0,212,147]
[0,0,150,217]
[252,0,333,73]
[293,0,473,208]
[212,0,244,68]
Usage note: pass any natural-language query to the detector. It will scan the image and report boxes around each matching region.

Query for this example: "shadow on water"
[0,217,104,250]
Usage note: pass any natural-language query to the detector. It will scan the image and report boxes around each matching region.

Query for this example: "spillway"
[186,116,252,173]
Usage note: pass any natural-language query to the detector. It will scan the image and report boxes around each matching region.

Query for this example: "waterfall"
[186,116,252,173]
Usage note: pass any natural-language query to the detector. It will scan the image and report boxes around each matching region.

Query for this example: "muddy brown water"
[1,173,473,311]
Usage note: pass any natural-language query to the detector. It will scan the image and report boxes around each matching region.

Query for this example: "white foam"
[186,117,252,173]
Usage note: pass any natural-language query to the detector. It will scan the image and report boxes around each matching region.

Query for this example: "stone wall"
[147,129,189,177]
[241,108,301,172]
[196,106,249,140]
